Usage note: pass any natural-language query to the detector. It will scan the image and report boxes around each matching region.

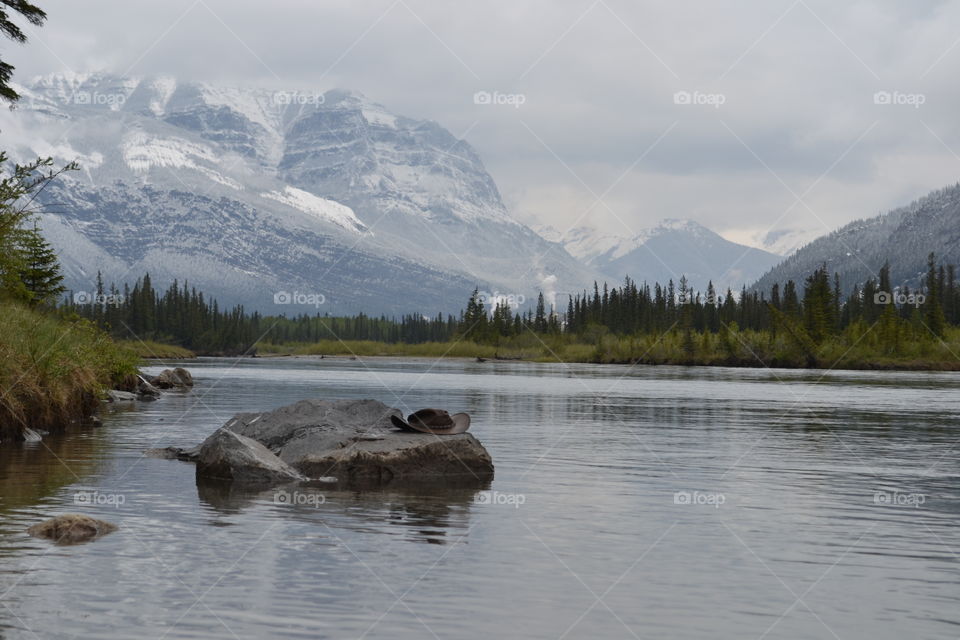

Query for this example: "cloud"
[6,0,960,247]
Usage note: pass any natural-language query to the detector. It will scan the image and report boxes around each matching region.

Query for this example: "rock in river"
[191,399,494,487]
[27,514,117,544]
[151,367,194,389]
[196,428,306,485]
[106,389,137,403]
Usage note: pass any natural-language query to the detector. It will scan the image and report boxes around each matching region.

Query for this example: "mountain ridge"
[751,181,960,296]
[538,218,783,293]
[4,72,600,314]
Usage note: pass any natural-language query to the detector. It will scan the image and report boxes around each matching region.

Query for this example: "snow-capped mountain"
[540,219,783,293]
[2,72,598,314]
[752,182,960,296]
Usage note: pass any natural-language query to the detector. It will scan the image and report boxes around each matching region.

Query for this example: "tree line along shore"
[67,252,960,372]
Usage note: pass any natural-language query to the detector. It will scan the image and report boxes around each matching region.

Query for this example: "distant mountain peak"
[540,218,781,291]
[654,218,705,232]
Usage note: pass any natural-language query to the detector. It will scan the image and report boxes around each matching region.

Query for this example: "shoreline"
[192,351,960,373]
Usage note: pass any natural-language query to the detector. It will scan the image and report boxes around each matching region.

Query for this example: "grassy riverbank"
[254,325,960,371]
[0,303,140,442]
[116,339,196,359]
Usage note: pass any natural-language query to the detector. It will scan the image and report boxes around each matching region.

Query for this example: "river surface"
[0,356,958,639]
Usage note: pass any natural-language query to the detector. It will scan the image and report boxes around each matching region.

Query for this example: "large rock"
[196,428,306,485]
[151,367,194,389]
[27,514,117,544]
[199,399,494,486]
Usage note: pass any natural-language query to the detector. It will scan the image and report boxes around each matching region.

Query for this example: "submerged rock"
[190,399,494,487]
[196,428,306,485]
[145,445,200,461]
[27,514,117,544]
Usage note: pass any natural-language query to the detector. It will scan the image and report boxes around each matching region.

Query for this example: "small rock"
[27,514,117,544]
[173,367,194,386]
[196,428,306,485]
[137,376,162,400]
[150,368,194,389]
[106,390,137,403]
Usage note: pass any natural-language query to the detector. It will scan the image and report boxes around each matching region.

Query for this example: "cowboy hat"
[390,408,471,435]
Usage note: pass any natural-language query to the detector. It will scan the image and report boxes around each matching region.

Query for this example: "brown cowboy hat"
[390,408,471,434]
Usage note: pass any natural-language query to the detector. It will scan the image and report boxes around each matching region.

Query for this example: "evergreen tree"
[924,252,947,338]
[15,222,64,305]
[534,292,547,333]
[0,154,77,300]
[782,280,800,317]
[802,265,834,343]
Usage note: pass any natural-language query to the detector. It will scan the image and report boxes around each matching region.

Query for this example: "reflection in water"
[0,419,115,514]
[197,478,490,545]
[0,358,958,639]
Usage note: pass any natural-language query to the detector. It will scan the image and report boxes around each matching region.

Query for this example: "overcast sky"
[6,0,960,250]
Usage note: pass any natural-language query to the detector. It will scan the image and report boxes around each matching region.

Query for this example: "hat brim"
[390,412,471,435]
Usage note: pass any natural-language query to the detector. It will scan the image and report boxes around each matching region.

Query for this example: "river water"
[0,356,958,639]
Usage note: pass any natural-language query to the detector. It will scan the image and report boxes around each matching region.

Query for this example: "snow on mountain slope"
[752,182,960,296]
[261,186,366,233]
[121,130,218,172]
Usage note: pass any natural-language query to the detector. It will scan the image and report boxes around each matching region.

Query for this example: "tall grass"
[115,339,196,359]
[0,302,140,442]
[257,325,960,371]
